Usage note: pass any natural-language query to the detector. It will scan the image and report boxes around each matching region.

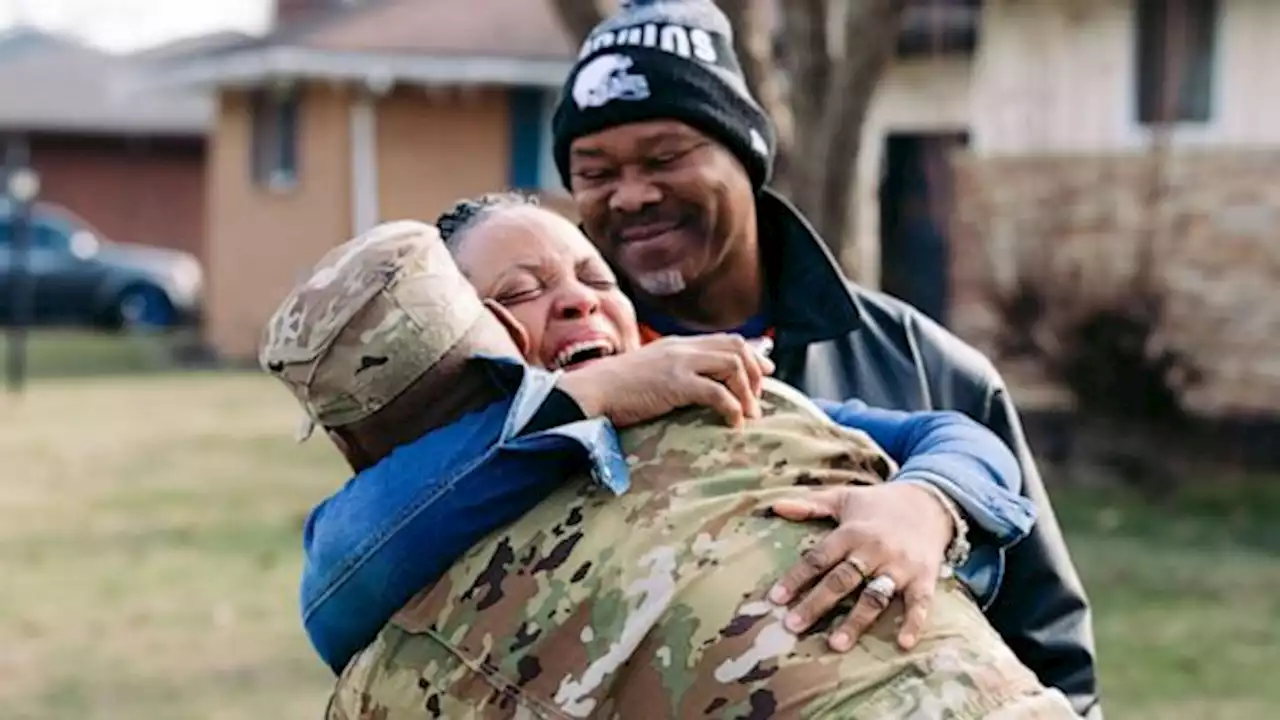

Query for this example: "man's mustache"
[607,207,698,242]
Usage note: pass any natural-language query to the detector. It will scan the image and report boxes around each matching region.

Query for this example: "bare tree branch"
[779,0,830,133]
[715,0,793,174]
[777,0,832,206]
[812,0,908,264]
[550,0,609,43]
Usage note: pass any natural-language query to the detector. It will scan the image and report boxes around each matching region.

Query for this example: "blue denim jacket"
[300,359,1037,673]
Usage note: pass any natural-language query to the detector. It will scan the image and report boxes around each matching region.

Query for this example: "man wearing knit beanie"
[551,1,1099,716]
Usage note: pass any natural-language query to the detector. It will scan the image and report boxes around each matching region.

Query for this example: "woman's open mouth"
[550,337,619,371]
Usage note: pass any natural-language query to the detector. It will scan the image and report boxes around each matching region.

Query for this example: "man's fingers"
[769,497,830,522]
[783,550,872,635]
[770,486,844,521]
[770,522,860,606]
[897,580,934,650]
[828,572,898,652]
[767,529,850,606]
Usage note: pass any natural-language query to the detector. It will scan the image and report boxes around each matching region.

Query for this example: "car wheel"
[113,285,176,331]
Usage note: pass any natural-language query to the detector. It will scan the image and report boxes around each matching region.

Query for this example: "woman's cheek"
[507,304,548,363]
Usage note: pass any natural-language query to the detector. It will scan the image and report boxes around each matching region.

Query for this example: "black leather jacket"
[751,189,1100,717]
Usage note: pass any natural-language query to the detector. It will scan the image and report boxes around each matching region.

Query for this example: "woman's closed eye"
[493,282,542,305]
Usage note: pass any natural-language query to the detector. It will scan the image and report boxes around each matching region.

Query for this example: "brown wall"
[376,88,509,224]
[950,149,1280,416]
[205,83,353,358]
[204,84,530,360]
[28,133,206,260]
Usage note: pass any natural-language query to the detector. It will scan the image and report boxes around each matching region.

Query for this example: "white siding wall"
[970,0,1280,154]
[855,0,1280,284]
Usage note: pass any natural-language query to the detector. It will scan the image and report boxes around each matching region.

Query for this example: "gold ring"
[844,555,869,579]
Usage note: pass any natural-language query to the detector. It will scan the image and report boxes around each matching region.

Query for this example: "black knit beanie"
[551,0,777,191]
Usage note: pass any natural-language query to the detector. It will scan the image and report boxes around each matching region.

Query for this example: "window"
[0,217,64,250]
[897,0,981,57]
[1135,0,1218,124]
[507,88,546,191]
[250,85,301,189]
[539,90,562,191]
[506,88,563,192]
[32,220,70,252]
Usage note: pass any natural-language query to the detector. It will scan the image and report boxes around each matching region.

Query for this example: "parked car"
[0,201,202,330]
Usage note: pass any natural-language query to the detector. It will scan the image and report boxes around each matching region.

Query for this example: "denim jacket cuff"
[484,358,630,495]
[891,471,1035,548]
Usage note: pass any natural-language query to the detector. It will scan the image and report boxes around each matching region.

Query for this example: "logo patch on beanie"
[572,53,652,110]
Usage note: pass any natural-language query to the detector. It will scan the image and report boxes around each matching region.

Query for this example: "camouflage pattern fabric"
[258,220,486,440]
[326,380,1077,719]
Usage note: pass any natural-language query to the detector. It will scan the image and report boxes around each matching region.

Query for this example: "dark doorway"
[878,131,968,327]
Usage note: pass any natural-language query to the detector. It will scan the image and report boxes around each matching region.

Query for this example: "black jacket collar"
[755,188,864,348]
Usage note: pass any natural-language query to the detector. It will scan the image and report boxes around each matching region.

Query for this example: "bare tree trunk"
[810,0,908,271]
[776,0,832,205]
[549,0,607,44]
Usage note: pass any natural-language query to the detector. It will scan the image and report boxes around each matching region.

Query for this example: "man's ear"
[483,299,531,359]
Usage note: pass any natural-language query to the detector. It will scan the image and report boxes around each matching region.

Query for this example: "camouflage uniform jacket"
[326,380,1076,719]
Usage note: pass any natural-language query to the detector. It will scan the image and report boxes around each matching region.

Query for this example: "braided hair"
[435,191,541,252]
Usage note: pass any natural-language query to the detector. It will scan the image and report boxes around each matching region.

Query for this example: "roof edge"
[142,46,573,91]
[0,122,206,137]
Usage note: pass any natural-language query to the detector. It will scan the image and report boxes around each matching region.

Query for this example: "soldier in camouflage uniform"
[263,221,1077,718]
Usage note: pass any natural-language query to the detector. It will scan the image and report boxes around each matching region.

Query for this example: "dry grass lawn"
[1,347,1278,718]
[0,373,340,720]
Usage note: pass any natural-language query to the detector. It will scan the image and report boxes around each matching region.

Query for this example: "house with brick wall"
[941,0,1280,418]
[847,0,1279,419]
[152,0,580,359]
[0,29,239,263]
[154,0,1278,419]
[152,0,979,361]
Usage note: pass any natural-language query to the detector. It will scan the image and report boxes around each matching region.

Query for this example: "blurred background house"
[5,5,1280,717]
[9,0,1273,420]
[0,27,224,261]
[944,0,1280,419]
[148,0,982,361]
[0,25,252,332]
[150,0,577,358]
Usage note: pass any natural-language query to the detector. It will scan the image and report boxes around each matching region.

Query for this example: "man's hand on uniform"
[767,483,956,652]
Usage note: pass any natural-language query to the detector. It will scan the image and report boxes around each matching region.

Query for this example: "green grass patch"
[0,329,199,380]
[1056,487,1280,719]
[2,370,1277,718]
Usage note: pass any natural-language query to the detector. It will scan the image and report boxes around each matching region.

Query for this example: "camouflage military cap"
[259,220,486,440]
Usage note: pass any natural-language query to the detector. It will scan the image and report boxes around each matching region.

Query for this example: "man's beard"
[632,267,687,296]
[605,202,705,298]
